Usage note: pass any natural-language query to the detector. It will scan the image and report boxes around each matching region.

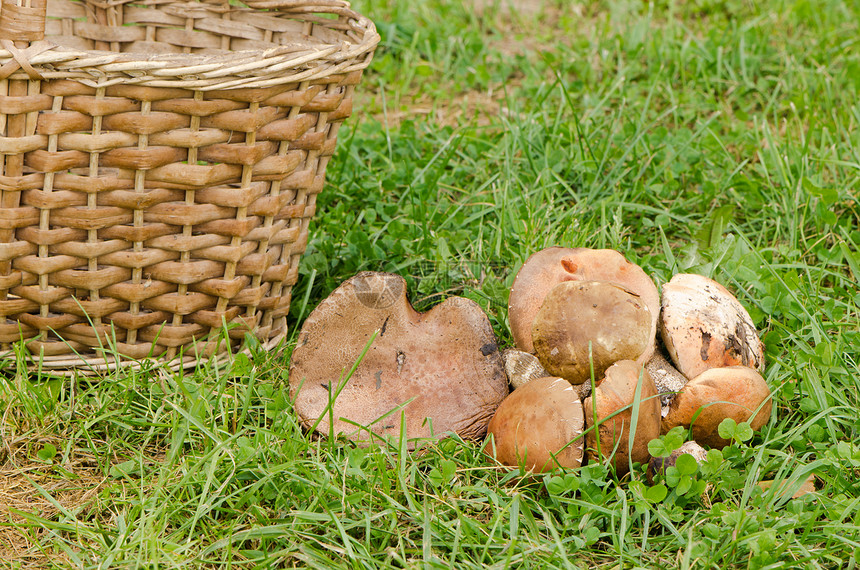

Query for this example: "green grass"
[2,0,860,567]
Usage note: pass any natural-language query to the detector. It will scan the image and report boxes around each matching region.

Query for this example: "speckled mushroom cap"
[583,360,661,474]
[662,366,772,449]
[487,376,585,472]
[289,272,509,445]
[508,247,660,364]
[660,273,764,380]
[648,440,708,484]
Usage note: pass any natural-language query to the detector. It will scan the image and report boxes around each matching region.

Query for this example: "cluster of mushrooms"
[288,247,771,476]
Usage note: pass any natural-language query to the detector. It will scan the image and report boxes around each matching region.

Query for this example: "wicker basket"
[0,0,378,372]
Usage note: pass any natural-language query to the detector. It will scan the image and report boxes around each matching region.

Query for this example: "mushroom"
[661,366,772,449]
[508,247,660,364]
[501,348,549,390]
[486,376,585,472]
[647,440,708,484]
[583,360,661,474]
[532,281,652,385]
[757,474,816,499]
[645,351,688,414]
[502,348,591,399]
[660,273,764,380]
[289,272,509,446]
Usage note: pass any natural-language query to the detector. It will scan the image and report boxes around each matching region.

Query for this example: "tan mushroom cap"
[508,247,660,364]
[583,360,661,474]
[532,281,652,385]
[289,272,509,446]
[661,366,772,449]
[757,475,816,500]
[487,376,585,472]
[660,273,764,380]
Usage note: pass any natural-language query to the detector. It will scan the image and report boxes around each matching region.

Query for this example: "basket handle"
[0,0,48,44]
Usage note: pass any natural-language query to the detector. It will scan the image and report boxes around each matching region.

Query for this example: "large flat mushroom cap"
[487,376,585,472]
[661,366,772,449]
[660,273,764,380]
[508,247,660,364]
[289,272,509,445]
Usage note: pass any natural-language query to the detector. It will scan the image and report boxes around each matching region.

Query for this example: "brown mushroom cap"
[532,281,652,385]
[583,360,661,474]
[661,366,772,449]
[660,273,764,380]
[508,247,660,364]
[289,272,509,446]
[487,376,585,472]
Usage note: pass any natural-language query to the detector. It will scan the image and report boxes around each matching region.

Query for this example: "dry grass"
[0,442,105,566]
[373,89,510,128]
[360,0,576,128]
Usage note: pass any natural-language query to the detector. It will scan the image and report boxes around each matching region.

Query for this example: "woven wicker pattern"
[0,0,378,371]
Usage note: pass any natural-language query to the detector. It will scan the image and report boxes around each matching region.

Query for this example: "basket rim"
[0,0,380,90]
[0,330,287,376]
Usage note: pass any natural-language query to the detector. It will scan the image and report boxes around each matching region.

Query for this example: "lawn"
[2,0,859,567]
